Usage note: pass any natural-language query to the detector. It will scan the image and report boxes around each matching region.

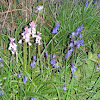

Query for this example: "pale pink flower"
[8,38,17,54]
[29,21,36,37]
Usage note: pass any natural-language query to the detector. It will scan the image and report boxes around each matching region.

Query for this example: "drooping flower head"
[65,48,73,59]
[85,2,88,7]
[18,71,23,78]
[8,38,17,54]
[30,98,37,100]
[52,27,58,34]
[23,76,28,83]
[0,89,4,95]
[71,63,77,74]
[62,84,67,91]
[0,58,3,67]
[74,39,84,48]
[55,23,60,27]
[98,54,100,58]
[98,0,100,5]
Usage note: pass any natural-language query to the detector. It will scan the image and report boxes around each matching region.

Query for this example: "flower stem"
[28,45,31,72]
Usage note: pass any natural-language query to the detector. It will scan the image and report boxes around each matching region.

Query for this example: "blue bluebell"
[0,89,4,95]
[52,27,58,34]
[74,39,84,48]
[71,63,77,74]
[0,58,3,67]
[55,23,60,27]
[85,2,88,7]
[62,84,67,91]
[65,48,73,59]
[23,76,28,83]
[31,60,36,68]
[76,25,84,33]
[53,54,56,58]
[18,71,23,78]
[69,42,74,47]
[30,98,37,100]
[33,56,36,61]
[98,1,100,5]
[98,54,100,58]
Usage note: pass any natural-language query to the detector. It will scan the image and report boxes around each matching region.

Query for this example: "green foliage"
[0,0,100,100]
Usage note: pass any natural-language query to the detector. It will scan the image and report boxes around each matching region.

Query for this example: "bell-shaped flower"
[71,63,77,74]
[23,76,28,83]
[8,38,17,54]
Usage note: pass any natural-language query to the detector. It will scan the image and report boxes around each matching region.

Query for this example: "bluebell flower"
[69,42,74,47]
[98,54,100,58]
[98,0,100,5]
[50,59,56,65]
[79,33,82,38]
[52,27,58,34]
[53,54,56,58]
[96,66,99,69]
[76,25,84,35]
[31,56,36,68]
[31,60,36,68]
[18,71,23,78]
[85,2,88,7]
[45,52,48,58]
[0,89,4,95]
[23,76,28,83]
[65,48,73,59]
[0,58,3,67]
[74,74,76,78]
[74,39,84,48]
[71,63,77,74]
[30,98,37,100]
[62,84,67,91]
[55,23,60,27]
[33,56,36,61]
[70,32,76,41]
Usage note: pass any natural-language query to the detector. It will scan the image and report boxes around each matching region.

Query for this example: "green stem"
[24,41,27,71]
[12,54,14,80]
[28,45,31,72]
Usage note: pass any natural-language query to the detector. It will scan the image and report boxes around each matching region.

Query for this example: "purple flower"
[96,66,99,69]
[79,33,82,38]
[18,71,23,78]
[0,58,3,67]
[63,84,67,91]
[76,25,84,33]
[0,58,3,62]
[50,59,56,65]
[50,58,57,68]
[0,89,4,95]
[98,1,100,5]
[70,32,76,41]
[74,39,84,48]
[45,52,48,58]
[33,56,36,61]
[65,48,73,59]
[85,2,88,7]
[23,76,28,83]
[55,23,60,27]
[31,60,36,68]
[52,27,58,34]
[53,54,56,58]
[71,63,77,74]
[69,42,74,47]
[98,54,100,58]
[30,98,37,100]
